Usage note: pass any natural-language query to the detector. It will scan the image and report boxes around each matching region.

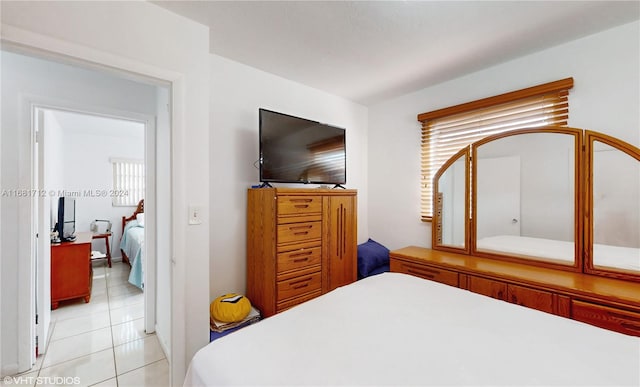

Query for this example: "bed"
[184,272,639,386]
[477,235,640,271]
[120,199,144,289]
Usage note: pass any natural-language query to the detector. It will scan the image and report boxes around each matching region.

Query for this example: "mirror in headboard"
[586,131,640,280]
[470,128,582,269]
[433,148,469,253]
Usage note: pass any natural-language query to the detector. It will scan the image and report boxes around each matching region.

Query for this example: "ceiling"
[152,1,640,106]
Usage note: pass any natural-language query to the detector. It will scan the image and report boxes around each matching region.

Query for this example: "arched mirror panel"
[471,128,582,269]
[433,148,469,253]
[586,132,640,280]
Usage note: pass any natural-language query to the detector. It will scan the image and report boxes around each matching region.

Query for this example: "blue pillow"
[367,264,390,277]
[357,238,390,278]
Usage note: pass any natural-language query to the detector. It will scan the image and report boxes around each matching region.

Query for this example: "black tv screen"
[259,108,346,185]
[56,196,76,242]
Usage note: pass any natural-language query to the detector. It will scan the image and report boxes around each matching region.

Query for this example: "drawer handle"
[293,257,310,263]
[609,311,640,323]
[289,225,313,235]
[289,225,312,231]
[620,322,640,332]
[290,277,312,289]
[290,198,313,203]
[406,266,440,275]
[407,268,435,279]
[290,250,313,258]
[294,204,309,209]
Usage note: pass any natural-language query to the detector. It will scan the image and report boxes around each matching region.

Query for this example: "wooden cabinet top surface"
[52,232,93,247]
[390,246,640,308]
[248,187,357,196]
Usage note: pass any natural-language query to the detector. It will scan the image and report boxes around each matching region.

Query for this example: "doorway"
[2,49,172,382]
[35,107,149,340]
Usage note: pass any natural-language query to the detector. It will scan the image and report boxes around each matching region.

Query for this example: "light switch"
[189,205,203,225]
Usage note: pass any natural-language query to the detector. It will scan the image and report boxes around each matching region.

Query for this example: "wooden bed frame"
[120,199,144,265]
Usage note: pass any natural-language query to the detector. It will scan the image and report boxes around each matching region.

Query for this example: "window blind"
[111,158,145,207]
[418,78,573,221]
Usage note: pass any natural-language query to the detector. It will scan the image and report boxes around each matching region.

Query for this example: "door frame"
[2,24,190,385]
[30,101,158,359]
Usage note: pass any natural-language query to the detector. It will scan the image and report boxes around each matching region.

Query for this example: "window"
[111,158,144,206]
[419,78,574,221]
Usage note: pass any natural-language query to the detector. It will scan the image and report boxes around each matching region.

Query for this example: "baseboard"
[155,324,171,362]
[1,362,19,378]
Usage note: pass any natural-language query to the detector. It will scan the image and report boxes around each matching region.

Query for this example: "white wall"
[368,21,640,250]
[209,54,368,299]
[52,112,145,257]
[1,2,210,383]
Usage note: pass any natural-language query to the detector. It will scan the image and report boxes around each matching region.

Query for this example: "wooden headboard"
[121,199,144,235]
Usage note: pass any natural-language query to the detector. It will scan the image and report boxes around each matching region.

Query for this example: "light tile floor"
[4,261,168,387]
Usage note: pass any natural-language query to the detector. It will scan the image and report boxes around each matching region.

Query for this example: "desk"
[51,232,92,309]
[92,232,112,267]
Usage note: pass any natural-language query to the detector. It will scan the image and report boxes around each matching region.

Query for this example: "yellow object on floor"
[210,294,252,323]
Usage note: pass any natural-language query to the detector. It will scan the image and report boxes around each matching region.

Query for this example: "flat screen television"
[55,196,76,242]
[259,108,346,185]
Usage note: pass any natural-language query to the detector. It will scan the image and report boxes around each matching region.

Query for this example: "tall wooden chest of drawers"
[247,188,357,317]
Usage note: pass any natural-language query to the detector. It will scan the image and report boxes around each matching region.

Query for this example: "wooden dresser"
[51,232,93,309]
[391,246,640,336]
[247,188,357,317]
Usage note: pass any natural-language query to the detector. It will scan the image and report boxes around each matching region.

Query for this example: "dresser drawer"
[508,284,554,314]
[277,290,322,313]
[277,245,322,274]
[277,221,322,244]
[277,196,322,215]
[391,259,459,287]
[572,300,640,336]
[277,270,322,301]
[468,276,507,301]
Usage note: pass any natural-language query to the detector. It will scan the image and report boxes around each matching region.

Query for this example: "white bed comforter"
[120,221,144,289]
[184,272,639,386]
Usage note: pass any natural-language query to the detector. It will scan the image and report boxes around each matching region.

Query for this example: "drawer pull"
[289,225,312,231]
[609,311,640,323]
[406,266,440,275]
[294,204,309,209]
[289,198,313,203]
[620,322,640,332]
[289,225,313,236]
[407,268,435,279]
[290,250,313,258]
[290,249,312,263]
[289,277,312,289]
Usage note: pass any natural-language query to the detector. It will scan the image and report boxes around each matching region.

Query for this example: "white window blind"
[111,158,144,207]
[419,78,573,221]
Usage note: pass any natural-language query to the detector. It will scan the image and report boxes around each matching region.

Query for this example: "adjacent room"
[1,1,638,386]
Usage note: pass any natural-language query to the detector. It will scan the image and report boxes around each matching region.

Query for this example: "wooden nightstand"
[92,232,112,267]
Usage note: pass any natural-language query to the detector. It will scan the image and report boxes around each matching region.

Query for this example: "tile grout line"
[116,358,168,381]
[106,263,120,386]
[38,263,113,378]
[33,262,152,386]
